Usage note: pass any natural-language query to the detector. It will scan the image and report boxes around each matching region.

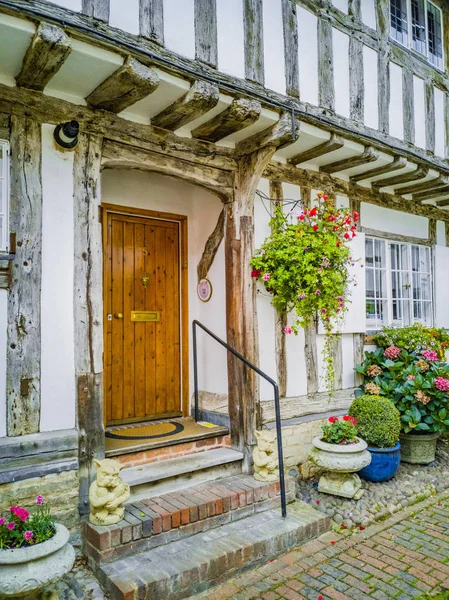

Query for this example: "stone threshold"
[84,475,296,566]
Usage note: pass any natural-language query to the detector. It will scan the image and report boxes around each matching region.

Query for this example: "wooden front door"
[104,209,182,425]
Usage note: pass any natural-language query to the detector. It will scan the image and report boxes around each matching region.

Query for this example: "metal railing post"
[192,320,287,518]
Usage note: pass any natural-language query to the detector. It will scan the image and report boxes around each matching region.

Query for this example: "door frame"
[101,203,189,424]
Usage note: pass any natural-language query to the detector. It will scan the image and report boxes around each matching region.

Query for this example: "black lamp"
[54,120,79,149]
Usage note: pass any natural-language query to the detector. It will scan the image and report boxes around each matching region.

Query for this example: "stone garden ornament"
[89,458,130,525]
[253,430,279,482]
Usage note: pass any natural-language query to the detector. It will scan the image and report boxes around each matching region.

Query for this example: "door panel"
[104,212,181,425]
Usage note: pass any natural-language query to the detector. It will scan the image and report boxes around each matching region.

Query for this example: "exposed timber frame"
[372,166,430,189]
[320,146,379,174]
[139,0,164,45]
[244,0,264,85]
[288,133,344,166]
[350,157,407,183]
[399,176,449,196]
[191,99,262,143]
[7,115,42,437]
[81,0,109,22]
[197,209,225,281]
[195,0,218,67]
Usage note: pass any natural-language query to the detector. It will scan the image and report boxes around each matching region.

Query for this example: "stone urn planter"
[399,432,439,465]
[0,524,75,600]
[309,437,372,499]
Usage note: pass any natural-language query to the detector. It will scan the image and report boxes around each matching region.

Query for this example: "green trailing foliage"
[349,394,401,448]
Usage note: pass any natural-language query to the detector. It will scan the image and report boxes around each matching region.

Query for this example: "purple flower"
[36,495,44,505]
[6,522,15,531]
[321,308,326,314]
[0,518,6,526]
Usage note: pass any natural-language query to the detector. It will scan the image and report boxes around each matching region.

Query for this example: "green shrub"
[348,395,401,448]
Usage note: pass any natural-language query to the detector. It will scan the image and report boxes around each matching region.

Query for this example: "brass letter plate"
[131,311,160,322]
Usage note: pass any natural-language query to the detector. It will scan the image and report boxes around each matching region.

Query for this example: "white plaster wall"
[361,203,428,238]
[360,0,376,29]
[262,0,286,94]
[341,334,355,389]
[332,0,347,13]
[163,0,195,60]
[109,0,139,35]
[101,169,228,396]
[217,0,245,79]
[0,290,6,437]
[413,76,426,149]
[437,221,446,246]
[363,45,378,130]
[434,87,446,158]
[40,124,76,432]
[297,7,319,106]
[435,246,449,329]
[48,0,81,10]
[389,62,404,140]
[333,28,350,118]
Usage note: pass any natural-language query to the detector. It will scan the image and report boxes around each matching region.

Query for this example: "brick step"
[97,501,330,600]
[85,474,296,566]
[121,447,244,502]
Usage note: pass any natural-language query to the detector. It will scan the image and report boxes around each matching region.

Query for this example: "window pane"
[366,269,375,298]
[391,0,409,44]
[428,2,443,69]
[365,238,373,266]
[374,239,386,267]
[411,0,426,54]
[420,274,431,299]
[420,246,430,273]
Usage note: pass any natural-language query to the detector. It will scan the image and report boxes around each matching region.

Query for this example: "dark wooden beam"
[436,199,449,208]
[398,175,449,196]
[195,0,217,67]
[235,112,299,156]
[197,209,225,280]
[82,0,109,22]
[139,0,164,45]
[191,98,261,143]
[320,146,379,174]
[288,133,344,165]
[413,185,449,203]
[86,57,160,114]
[371,166,429,188]
[16,23,72,91]
[151,81,219,131]
[350,156,407,183]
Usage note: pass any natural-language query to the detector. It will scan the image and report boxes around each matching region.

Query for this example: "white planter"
[0,524,75,600]
[309,437,372,499]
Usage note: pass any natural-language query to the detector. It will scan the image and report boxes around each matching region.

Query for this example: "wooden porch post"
[73,133,105,515]
[225,147,278,472]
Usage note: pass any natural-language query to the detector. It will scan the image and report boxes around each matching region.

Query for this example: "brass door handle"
[114,312,123,319]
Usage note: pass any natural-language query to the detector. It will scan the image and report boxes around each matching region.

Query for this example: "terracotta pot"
[0,523,75,599]
[399,432,439,465]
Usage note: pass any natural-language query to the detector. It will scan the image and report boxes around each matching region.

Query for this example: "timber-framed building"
[0,0,449,596]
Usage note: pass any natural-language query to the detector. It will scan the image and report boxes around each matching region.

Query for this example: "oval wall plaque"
[197,278,212,302]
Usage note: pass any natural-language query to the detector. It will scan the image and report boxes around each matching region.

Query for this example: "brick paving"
[193,493,449,600]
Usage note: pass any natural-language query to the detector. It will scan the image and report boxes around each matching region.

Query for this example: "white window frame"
[0,140,9,254]
[390,0,445,72]
[365,236,434,332]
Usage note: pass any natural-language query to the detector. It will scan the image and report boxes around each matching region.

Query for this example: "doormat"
[105,418,227,455]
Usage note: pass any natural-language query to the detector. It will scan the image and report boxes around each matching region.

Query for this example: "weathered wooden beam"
[304,317,318,395]
[16,23,72,92]
[320,146,379,174]
[195,0,217,67]
[73,133,105,515]
[376,0,390,134]
[429,219,437,245]
[197,209,225,280]
[191,99,261,143]
[282,0,299,98]
[372,166,429,188]
[7,116,42,436]
[244,0,264,85]
[349,37,364,122]
[139,0,164,45]
[353,333,364,387]
[348,0,361,20]
[288,133,344,166]
[426,83,436,154]
[436,199,449,208]
[318,19,334,110]
[151,81,219,131]
[235,112,299,156]
[398,175,449,196]
[413,185,449,203]
[82,0,109,21]
[350,156,407,183]
[403,69,414,144]
[102,139,233,197]
[361,227,430,246]
[0,113,10,140]
[86,57,160,113]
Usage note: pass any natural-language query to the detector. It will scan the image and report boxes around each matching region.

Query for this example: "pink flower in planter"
[36,495,44,505]
[23,531,33,541]
[6,522,15,531]
[435,377,449,391]
[0,518,6,526]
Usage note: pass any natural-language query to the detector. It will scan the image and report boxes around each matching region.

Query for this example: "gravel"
[296,439,449,531]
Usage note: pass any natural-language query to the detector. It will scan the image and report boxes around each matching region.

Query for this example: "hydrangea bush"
[250,192,359,392]
[320,415,358,445]
[373,323,449,361]
[0,496,55,550]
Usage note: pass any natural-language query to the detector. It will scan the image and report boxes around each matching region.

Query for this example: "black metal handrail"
[192,319,287,519]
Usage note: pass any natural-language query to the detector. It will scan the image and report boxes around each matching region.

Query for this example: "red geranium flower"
[328,416,338,423]
[251,269,261,278]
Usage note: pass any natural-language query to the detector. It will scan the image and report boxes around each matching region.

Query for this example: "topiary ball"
[348,394,401,449]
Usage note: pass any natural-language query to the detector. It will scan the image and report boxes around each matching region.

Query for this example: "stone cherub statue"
[89,458,130,526]
[253,430,279,482]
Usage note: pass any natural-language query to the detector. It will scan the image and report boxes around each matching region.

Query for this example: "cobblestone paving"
[193,494,449,600]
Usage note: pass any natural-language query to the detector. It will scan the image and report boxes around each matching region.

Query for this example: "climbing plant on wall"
[250,192,359,393]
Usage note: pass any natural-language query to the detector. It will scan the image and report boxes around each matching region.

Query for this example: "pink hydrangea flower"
[384,346,401,359]
[283,326,293,335]
[263,273,271,281]
[422,350,438,362]
[6,522,15,531]
[23,531,33,541]
[36,495,44,505]
[435,377,449,391]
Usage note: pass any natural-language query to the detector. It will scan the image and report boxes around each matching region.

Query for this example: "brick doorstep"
[97,502,330,600]
[85,475,296,565]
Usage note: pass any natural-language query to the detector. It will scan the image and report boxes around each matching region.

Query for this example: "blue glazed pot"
[358,442,401,482]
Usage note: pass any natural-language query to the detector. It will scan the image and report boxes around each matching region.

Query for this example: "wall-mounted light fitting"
[54,120,79,149]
